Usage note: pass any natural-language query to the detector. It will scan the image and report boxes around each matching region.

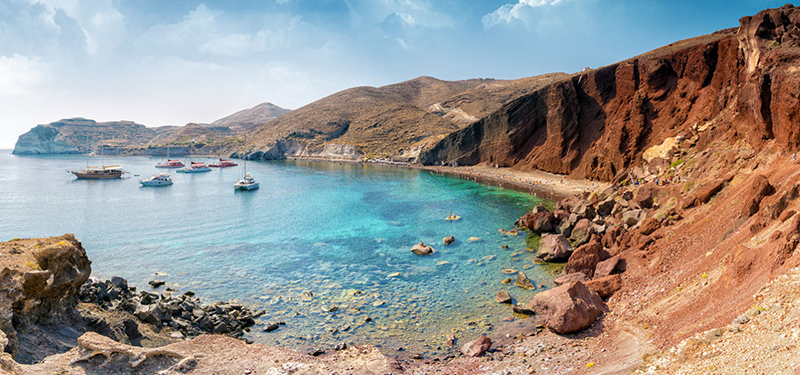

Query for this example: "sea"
[0,150,559,358]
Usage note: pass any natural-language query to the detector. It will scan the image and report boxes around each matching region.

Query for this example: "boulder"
[461,336,492,357]
[532,204,549,214]
[596,198,615,217]
[683,178,727,208]
[515,271,536,289]
[585,274,622,298]
[554,272,590,286]
[569,219,595,247]
[443,236,455,245]
[564,242,605,278]
[149,280,166,288]
[601,226,626,249]
[523,211,557,234]
[638,217,661,236]
[594,255,626,279]
[496,289,512,304]
[740,174,774,217]
[528,281,607,334]
[622,209,645,228]
[411,243,434,255]
[536,234,574,262]
[512,304,536,315]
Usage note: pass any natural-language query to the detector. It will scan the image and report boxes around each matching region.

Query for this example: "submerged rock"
[515,271,536,289]
[495,289,512,304]
[461,336,492,357]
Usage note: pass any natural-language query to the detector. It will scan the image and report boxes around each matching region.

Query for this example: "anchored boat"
[140,173,173,187]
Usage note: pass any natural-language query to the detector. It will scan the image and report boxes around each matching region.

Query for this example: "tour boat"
[69,165,126,179]
[156,159,185,168]
[139,173,173,187]
[68,136,127,179]
[176,161,212,173]
[209,158,238,168]
[234,172,259,191]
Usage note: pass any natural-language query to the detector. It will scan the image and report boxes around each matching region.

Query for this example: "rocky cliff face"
[0,235,91,365]
[419,5,800,182]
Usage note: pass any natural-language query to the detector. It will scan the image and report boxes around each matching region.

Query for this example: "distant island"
[11,102,290,157]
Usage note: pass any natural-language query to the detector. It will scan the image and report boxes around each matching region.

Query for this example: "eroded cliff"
[420,5,800,183]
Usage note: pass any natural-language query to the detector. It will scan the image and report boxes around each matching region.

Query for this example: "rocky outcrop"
[529,281,607,334]
[0,235,91,363]
[78,278,258,339]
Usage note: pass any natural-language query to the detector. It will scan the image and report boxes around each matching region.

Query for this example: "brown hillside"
[211,102,290,131]
[247,74,568,160]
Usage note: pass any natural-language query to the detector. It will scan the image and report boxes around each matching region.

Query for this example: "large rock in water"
[411,243,434,255]
[528,281,607,334]
[536,234,574,262]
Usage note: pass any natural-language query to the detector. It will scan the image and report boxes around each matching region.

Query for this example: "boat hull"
[72,173,123,179]
[176,167,212,173]
[234,182,259,190]
[140,180,173,186]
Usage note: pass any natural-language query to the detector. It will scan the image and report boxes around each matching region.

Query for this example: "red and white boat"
[209,158,238,168]
[156,159,185,168]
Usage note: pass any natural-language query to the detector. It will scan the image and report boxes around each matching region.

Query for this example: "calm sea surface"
[0,150,557,357]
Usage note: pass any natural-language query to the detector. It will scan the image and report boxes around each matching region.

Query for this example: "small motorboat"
[234,172,259,191]
[140,173,173,187]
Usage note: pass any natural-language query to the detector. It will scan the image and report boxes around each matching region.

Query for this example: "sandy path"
[421,164,610,200]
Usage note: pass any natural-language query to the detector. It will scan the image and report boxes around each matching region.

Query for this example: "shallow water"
[0,151,558,357]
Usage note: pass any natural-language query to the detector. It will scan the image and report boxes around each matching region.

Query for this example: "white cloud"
[27,0,125,54]
[144,4,300,57]
[482,0,572,29]
[0,54,49,96]
[396,38,411,50]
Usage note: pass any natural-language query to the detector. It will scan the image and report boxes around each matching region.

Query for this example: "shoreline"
[286,156,610,201]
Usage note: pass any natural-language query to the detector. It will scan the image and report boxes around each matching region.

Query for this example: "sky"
[0,0,791,148]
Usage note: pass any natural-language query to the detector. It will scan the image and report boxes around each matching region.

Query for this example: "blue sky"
[0,0,790,148]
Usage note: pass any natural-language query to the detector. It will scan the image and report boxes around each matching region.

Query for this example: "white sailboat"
[234,136,259,191]
[176,137,211,173]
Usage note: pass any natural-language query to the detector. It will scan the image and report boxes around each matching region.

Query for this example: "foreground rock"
[535,234,574,262]
[79,277,258,339]
[529,281,607,334]
[0,235,91,364]
[461,336,492,357]
[24,331,404,375]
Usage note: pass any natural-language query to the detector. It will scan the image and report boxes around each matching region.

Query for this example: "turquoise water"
[0,151,556,357]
